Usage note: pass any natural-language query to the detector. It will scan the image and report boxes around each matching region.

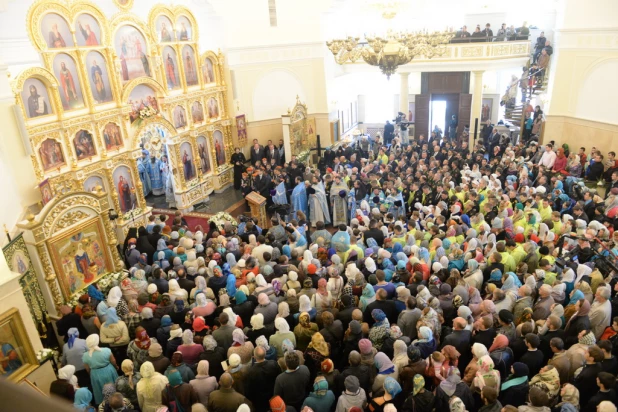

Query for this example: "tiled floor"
[146,187,245,214]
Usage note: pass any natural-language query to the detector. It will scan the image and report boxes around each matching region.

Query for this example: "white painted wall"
[575,60,618,124]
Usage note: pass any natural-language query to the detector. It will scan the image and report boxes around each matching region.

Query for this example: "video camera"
[393,112,412,130]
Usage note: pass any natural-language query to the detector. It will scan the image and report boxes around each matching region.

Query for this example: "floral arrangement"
[36,348,57,363]
[296,149,311,164]
[209,212,238,231]
[122,208,143,221]
[139,105,158,120]
[66,271,128,308]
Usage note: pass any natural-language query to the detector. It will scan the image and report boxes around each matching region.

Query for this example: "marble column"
[281,115,292,161]
[399,72,410,113]
[469,70,485,148]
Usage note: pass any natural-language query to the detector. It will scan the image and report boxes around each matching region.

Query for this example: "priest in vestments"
[271,178,288,205]
[387,189,405,219]
[290,177,308,219]
[148,156,165,196]
[331,225,351,262]
[369,186,385,209]
[137,150,152,197]
[308,177,330,227]
[330,175,349,226]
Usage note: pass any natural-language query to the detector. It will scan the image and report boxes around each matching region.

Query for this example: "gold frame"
[0,308,39,383]
[47,216,113,300]
[113,0,134,12]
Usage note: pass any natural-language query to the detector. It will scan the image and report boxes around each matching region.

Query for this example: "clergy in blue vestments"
[290,176,308,218]
[308,177,331,227]
[387,189,405,219]
[147,156,164,196]
[137,150,152,197]
[369,186,385,209]
[272,178,288,205]
[331,226,351,253]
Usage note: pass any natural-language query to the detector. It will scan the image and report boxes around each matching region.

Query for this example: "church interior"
[0,0,616,409]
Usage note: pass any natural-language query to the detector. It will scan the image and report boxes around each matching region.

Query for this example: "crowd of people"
[51,125,618,412]
[451,22,530,42]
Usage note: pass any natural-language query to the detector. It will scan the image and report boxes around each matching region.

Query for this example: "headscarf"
[313,376,329,397]
[413,374,426,396]
[86,334,101,356]
[121,359,136,389]
[73,388,93,411]
[308,332,329,357]
[167,369,183,387]
[275,317,290,333]
[197,360,210,377]
[104,307,119,326]
[568,289,585,306]
[134,326,152,350]
[558,384,580,409]
[277,302,290,318]
[101,383,116,405]
[58,365,77,388]
[417,326,433,342]
[440,369,462,397]
[235,290,247,305]
[449,396,467,412]
[107,286,122,308]
[203,335,218,351]
[384,376,402,397]
[67,327,79,349]
[374,352,395,374]
[489,334,509,352]
[87,285,105,302]
[299,312,312,328]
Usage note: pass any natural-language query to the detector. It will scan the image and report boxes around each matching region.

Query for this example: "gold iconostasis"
[12,1,234,223]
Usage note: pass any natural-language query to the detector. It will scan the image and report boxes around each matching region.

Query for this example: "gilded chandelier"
[326,30,454,79]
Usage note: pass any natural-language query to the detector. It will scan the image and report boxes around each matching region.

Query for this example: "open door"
[414,94,430,138]
[457,94,472,136]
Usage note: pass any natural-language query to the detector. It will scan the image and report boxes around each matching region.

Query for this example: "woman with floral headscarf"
[402,374,435,412]
[529,365,561,402]
[126,326,157,371]
[472,355,501,395]
[154,294,174,319]
[294,312,319,351]
[369,309,391,350]
[303,332,329,381]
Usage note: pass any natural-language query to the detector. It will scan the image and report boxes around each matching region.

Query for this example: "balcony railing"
[411,40,531,62]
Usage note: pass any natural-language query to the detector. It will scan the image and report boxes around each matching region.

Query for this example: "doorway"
[430,93,460,141]
[430,100,446,137]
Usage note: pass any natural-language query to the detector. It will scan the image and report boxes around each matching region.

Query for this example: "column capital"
[472,70,485,76]
[399,72,410,77]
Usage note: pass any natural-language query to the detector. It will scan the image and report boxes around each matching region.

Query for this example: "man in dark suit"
[383,120,395,145]
[253,168,272,199]
[244,346,281,411]
[250,140,264,165]
[265,143,280,165]
[363,289,397,327]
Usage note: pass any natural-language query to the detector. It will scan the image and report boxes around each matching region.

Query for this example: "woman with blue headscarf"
[87,284,105,309]
[301,375,336,411]
[99,307,130,364]
[370,374,402,410]
[360,283,376,312]
[61,327,89,388]
[73,387,95,411]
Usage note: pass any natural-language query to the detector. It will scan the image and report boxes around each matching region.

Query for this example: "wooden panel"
[414,94,430,138]
[458,94,472,136]
[424,72,468,94]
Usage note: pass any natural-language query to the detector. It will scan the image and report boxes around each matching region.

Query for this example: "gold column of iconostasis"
[8,0,235,309]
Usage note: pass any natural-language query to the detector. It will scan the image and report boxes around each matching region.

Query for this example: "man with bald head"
[208,372,253,412]
[245,346,280,410]
[441,317,472,374]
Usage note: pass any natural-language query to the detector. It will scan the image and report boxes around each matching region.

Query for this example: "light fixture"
[326,30,454,79]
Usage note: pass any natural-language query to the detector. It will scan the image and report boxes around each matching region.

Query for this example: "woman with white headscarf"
[190,360,218,406]
[190,276,208,303]
[177,329,203,366]
[136,361,169,412]
[227,328,255,365]
[99,307,130,365]
[269,317,296,358]
[82,334,119,405]
[107,286,129,318]
[168,279,188,304]
[50,364,78,401]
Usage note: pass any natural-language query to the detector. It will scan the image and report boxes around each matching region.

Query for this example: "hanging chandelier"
[326,29,454,79]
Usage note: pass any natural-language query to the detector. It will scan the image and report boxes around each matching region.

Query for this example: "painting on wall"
[114,25,151,84]
[86,51,113,104]
[73,130,97,160]
[481,98,493,122]
[128,84,159,125]
[180,142,196,181]
[173,105,187,129]
[48,217,113,299]
[306,118,316,147]
[41,12,74,49]
[176,16,192,41]
[53,53,85,111]
[191,101,204,124]
[0,308,39,382]
[84,175,105,193]
[236,114,247,143]
[103,122,123,151]
[203,58,215,84]
[156,15,175,42]
[39,138,65,171]
[39,178,54,206]
[182,45,198,87]
[213,130,226,167]
[163,46,181,90]
[74,13,101,46]
[21,78,53,119]
[207,97,219,119]
[112,165,137,213]
[196,135,211,175]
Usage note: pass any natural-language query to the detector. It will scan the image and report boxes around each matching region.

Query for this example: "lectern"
[245,191,268,229]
